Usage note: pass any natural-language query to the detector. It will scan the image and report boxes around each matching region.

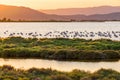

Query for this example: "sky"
[0,0,120,9]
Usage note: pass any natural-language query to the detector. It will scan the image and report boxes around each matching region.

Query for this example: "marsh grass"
[0,37,120,60]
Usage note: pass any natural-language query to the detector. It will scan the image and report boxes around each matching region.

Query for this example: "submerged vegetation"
[0,37,120,60]
[0,65,120,80]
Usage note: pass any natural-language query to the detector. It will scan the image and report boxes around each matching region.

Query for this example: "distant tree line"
[0,18,68,22]
[0,18,13,22]
[0,17,120,22]
[0,18,30,22]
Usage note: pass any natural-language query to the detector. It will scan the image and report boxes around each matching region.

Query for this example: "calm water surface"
[0,22,120,40]
[0,58,120,72]
[0,22,120,72]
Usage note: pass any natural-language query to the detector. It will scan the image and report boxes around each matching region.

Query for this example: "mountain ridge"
[0,4,70,21]
[0,4,120,21]
[40,6,120,15]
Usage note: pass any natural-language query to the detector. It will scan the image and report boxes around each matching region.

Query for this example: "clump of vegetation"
[0,65,119,80]
[0,37,120,61]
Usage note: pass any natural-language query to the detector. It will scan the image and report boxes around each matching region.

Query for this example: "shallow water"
[0,58,120,72]
[0,22,120,40]
[0,22,120,72]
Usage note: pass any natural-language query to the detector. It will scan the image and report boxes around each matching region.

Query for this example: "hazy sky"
[0,0,120,9]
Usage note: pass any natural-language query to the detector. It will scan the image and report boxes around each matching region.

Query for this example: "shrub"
[51,75,72,80]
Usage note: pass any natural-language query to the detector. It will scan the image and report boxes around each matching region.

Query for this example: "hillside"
[0,4,120,21]
[0,4,66,21]
[40,6,120,15]
[64,12,120,21]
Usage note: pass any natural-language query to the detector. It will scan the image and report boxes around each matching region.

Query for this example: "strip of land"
[0,37,120,61]
[0,65,119,80]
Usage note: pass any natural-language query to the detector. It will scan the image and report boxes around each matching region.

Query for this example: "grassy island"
[0,37,120,61]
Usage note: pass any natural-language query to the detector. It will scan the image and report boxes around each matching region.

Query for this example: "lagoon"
[0,22,120,73]
[0,58,120,72]
[0,22,120,40]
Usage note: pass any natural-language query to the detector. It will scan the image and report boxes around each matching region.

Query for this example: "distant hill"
[0,4,120,21]
[64,12,120,21]
[0,4,66,21]
[40,6,120,15]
